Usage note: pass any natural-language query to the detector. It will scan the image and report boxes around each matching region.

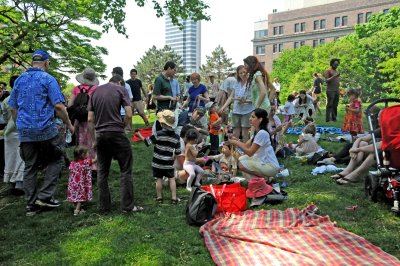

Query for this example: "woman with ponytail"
[227,108,280,179]
[243,56,275,111]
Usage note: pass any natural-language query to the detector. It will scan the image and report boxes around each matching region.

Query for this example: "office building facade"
[165,16,201,74]
[253,0,400,72]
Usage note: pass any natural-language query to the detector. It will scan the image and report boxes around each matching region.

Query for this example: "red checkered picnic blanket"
[200,205,399,265]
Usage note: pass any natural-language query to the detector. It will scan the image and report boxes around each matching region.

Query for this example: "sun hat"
[32,50,49,62]
[246,178,273,198]
[250,196,267,207]
[76,68,99,86]
[157,110,175,128]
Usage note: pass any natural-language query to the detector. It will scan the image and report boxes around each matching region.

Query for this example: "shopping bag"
[201,183,247,214]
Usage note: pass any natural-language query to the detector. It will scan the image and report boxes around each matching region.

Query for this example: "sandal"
[171,198,181,205]
[336,177,358,185]
[331,173,345,180]
[156,197,163,204]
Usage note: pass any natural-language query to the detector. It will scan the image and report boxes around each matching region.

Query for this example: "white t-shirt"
[273,82,281,92]
[284,101,296,115]
[252,130,279,168]
[221,76,236,93]
[120,83,133,116]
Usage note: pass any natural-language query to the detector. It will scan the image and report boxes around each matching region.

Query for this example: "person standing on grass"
[135,110,181,204]
[325,59,340,122]
[88,74,143,213]
[67,145,94,216]
[111,67,133,127]
[126,69,150,128]
[9,49,74,216]
[183,129,204,191]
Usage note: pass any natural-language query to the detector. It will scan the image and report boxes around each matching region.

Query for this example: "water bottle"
[66,129,72,144]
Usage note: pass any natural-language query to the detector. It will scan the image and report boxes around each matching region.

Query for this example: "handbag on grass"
[201,183,247,215]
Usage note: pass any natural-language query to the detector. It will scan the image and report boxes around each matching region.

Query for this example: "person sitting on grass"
[67,145,95,216]
[135,110,181,204]
[293,124,320,156]
[183,129,204,191]
[206,142,238,176]
[227,108,280,181]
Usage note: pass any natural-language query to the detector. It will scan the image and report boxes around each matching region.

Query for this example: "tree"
[354,6,400,38]
[0,0,210,85]
[378,52,400,97]
[199,45,234,84]
[134,45,184,89]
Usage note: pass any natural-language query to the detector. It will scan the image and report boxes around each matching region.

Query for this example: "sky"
[93,0,286,83]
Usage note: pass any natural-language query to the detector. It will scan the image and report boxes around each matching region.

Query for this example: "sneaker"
[26,205,40,216]
[35,198,61,208]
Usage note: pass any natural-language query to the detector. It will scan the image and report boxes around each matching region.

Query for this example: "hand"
[276,124,283,132]
[68,124,75,135]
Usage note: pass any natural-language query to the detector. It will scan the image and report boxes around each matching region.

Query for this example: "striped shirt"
[144,128,181,170]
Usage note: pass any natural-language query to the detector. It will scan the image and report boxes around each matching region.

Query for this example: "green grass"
[0,106,399,265]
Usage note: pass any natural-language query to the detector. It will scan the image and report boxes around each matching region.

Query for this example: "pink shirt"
[72,85,96,96]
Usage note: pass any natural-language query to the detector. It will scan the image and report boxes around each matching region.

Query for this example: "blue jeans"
[96,132,134,211]
[20,136,63,206]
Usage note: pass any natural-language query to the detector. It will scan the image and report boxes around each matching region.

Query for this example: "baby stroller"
[364,98,400,214]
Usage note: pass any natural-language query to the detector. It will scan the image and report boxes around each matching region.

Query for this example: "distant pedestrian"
[126,69,150,127]
[272,78,281,106]
[325,59,340,122]
[112,67,133,126]
[208,74,219,102]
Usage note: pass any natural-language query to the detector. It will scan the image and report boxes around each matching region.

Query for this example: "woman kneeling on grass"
[227,108,280,181]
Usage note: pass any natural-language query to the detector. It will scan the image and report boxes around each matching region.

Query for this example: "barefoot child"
[67,145,94,215]
[207,142,238,176]
[183,129,204,191]
[342,88,364,137]
[135,110,181,204]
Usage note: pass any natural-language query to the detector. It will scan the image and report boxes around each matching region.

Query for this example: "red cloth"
[200,205,399,266]
[131,128,153,142]
[67,159,93,202]
[342,99,364,134]
[380,105,400,168]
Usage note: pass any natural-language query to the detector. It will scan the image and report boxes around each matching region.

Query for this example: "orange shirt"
[209,113,221,135]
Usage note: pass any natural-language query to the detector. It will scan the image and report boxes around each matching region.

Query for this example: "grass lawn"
[0,106,399,265]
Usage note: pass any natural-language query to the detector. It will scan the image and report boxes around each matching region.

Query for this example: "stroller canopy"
[380,105,400,169]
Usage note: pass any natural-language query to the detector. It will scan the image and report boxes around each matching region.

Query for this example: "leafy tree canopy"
[0,0,209,85]
[134,45,183,89]
[199,45,234,84]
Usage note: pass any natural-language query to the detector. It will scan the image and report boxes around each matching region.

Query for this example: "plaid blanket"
[200,205,399,265]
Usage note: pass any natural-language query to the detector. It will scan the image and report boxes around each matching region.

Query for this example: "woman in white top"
[294,90,315,119]
[227,108,280,179]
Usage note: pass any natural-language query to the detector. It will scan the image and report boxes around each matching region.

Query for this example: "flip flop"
[331,173,345,180]
[336,177,357,185]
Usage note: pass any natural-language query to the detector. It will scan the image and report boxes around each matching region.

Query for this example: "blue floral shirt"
[8,68,64,142]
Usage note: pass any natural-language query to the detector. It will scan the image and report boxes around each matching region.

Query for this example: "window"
[273,26,278,35]
[313,20,319,30]
[294,42,300,49]
[256,46,265,54]
[342,16,348,26]
[320,19,326,29]
[301,22,306,32]
[357,13,364,24]
[278,43,284,52]
[279,25,284,35]
[273,44,277,53]
[320,39,325,44]
[255,29,268,38]
[294,23,299,32]
[300,41,305,46]
[334,17,340,27]
[383,9,389,15]
[366,12,372,22]
[313,40,318,47]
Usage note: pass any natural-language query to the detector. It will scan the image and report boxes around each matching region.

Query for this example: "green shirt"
[251,71,271,111]
[153,73,173,111]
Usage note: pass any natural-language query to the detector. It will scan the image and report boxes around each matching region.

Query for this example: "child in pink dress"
[342,89,364,137]
[67,146,94,215]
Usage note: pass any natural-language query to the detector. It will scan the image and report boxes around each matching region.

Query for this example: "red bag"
[201,183,247,214]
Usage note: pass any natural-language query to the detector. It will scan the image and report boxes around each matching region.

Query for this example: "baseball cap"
[32,50,49,61]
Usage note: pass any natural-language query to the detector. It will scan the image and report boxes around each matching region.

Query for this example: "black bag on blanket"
[308,150,329,165]
[186,187,218,226]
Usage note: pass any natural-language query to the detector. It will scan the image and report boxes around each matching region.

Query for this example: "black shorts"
[153,168,174,179]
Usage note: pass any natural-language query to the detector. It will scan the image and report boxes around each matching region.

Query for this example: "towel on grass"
[200,204,399,266]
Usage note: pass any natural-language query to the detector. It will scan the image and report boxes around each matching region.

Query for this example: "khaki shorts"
[132,100,145,116]
[232,112,251,128]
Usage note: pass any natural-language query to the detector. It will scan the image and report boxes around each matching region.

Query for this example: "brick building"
[253,0,400,73]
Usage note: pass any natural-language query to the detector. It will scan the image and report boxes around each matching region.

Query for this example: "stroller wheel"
[365,174,379,202]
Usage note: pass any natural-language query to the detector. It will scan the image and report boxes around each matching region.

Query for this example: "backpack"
[186,187,217,226]
[69,85,92,122]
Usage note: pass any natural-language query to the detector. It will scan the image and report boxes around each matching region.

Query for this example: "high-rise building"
[165,15,201,74]
[253,0,400,72]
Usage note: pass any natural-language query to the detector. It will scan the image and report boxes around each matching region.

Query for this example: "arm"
[197,91,210,103]
[255,75,266,108]
[211,116,223,126]
[54,102,74,134]
[10,108,17,123]
[88,111,96,144]
[228,137,259,157]
[219,94,233,113]
[124,105,132,130]
[67,93,76,107]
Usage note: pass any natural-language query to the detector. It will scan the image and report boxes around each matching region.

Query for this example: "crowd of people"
[1,49,374,217]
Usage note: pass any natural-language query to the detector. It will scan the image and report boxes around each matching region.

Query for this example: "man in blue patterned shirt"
[9,49,74,216]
